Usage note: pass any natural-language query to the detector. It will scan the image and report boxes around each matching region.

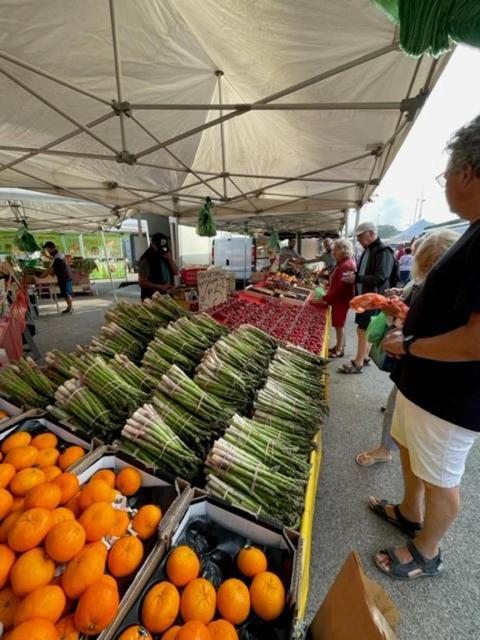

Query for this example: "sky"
[360,44,480,232]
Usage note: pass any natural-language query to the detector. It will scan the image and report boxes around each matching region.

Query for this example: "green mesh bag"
[14,222,41,253]
[197,197,217,237]
[268,230,280,252]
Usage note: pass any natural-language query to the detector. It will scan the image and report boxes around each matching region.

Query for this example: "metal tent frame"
[0,1,451,234]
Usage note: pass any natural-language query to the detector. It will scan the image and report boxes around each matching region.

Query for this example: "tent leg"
[101,230,115,292]
[216,71,228,200]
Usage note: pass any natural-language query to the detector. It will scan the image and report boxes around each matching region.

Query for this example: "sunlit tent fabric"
[0,0,451,233]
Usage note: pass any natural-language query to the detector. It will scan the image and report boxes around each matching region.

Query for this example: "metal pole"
[101,230,115,290]
[144,219,150,246]
[78,234,85,257]
[343,210,350,238]
[354,207,361,233]
[109,0,127,152]
[216,71,228,200]
[129,101,402,111]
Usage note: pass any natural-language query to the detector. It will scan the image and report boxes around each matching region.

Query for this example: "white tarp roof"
[0,0,450,233]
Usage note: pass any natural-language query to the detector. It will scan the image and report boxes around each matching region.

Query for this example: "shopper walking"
[311,239,355,357]
[138,233,179,301]
[370,115,480,580]
[398,247,413,284]
[339,222,395,373]
[355,230,459,467]
[41,242,73,314]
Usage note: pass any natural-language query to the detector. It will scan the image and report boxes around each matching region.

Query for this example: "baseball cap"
[355,221,376,236]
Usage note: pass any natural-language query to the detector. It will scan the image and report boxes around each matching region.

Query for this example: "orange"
[92,469,115,488]
[118,625,153,640]
[34,448,60,469]
[208,620,238,640]
[180,578,216,624]
[217,579,250,625]
[0,544,16,589]
[0,488,13,519]
[1,432,31,455]
[42,466,62,482]
[78,502,115,541]
[132,504,162,540]
[176,621,211,640]
[108,535,144,577]
[0,586,21,630]
[55,615,80,640]
[10,468,46,496]
[115,467,142,496]
[78,478,112,511]
[52,473,80,505]
[45,519,86,563]
[10,547,55,597]
[109,509,130,537]
[0,510,23,543]
[5,446,38,470]
[0,463,16,489]
[24,482,62,510]
[237,546,267,578]
[9,618,58,640]
[160,627,181,640]
[141,581,180,634]
[58,446,85,471]
[31,433,58,450]
[61,541,108,599]
[166,546,200,587]
[8,507,52,551]
[14,584,66,625]
[249,571,285,621]
[10,496,24,512]
[49,507,75,527]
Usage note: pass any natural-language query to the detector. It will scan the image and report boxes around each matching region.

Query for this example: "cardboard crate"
[0,409,96,461]
[69,445,190,640]
[0,397,22,426]
[102,489,303,640]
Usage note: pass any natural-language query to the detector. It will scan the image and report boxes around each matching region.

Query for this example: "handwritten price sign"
[198,268,229,311]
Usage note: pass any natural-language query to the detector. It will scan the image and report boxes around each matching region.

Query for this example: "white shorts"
[391,391,479,488]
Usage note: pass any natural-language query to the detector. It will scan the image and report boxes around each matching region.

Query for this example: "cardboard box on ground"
[308,552,399,640]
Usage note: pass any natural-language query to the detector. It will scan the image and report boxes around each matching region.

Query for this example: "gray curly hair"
[446,115,480,176]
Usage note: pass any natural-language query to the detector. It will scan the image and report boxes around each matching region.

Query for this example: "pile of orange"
[0,430,163,639]
[119,543,286,640]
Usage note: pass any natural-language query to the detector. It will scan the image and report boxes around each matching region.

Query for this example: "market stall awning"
[0,0,451,233]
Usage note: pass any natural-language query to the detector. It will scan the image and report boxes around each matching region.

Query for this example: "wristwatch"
[403,334,417,356]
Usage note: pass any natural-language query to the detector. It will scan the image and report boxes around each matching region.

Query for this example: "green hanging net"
[268,230,280,251]
[14,222,41,253]
[197,197,217,237]
[372,0,480,57]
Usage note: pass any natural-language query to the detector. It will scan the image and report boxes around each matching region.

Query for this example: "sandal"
[369,497,422,538]
[338,360,363,374]
[364,358,372,367]
[355,452,392,467]
[328,348,345,358]
[374,542,443,581]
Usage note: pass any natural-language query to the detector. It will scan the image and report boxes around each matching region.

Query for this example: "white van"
[212,236,255,283]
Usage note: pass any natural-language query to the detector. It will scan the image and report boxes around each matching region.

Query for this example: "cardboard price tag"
[197,268,229,311]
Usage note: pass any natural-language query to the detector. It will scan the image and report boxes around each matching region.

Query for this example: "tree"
[377,224,400,238]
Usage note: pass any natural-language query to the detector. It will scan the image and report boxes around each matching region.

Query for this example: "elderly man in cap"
[339,222,395,373]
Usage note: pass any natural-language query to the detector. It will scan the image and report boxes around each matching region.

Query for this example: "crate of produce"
[0,409,95,469]
[102,491,303,640]
[0,397,23,426]
[180,267,207,287]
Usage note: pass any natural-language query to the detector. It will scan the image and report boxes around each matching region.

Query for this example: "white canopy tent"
[0,0,451,234]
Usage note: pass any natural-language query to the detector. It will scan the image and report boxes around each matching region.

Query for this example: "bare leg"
[334,327,344,352]
[353,328,369,367]
[356,386,398,465]
[66,296,73,311]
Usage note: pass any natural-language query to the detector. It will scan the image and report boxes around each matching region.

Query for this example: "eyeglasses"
[435,172,447,189]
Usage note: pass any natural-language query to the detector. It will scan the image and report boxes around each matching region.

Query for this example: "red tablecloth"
[0,289,27,362]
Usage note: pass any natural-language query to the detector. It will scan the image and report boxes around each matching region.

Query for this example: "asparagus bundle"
[141,342,173,379]
[54,378,113,435]
[109,354,156,394]
[105,301,157,343]
[0,365,48,408]
[11,358,56,401]
[158,365,234,425]
[152,389,220,458]
[144,293,190,323]
[121,404,203,480]
[71,355,149,419]
[194,325,277,412]
[45,349,86,380]
[90,322,145,362]
[206,435,309,528]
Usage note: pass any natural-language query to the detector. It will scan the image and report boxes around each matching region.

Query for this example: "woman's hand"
[382,329,406,357]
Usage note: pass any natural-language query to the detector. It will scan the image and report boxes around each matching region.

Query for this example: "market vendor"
[279,238,305,269]
[138,233,179,301]
[41,242,73,315]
